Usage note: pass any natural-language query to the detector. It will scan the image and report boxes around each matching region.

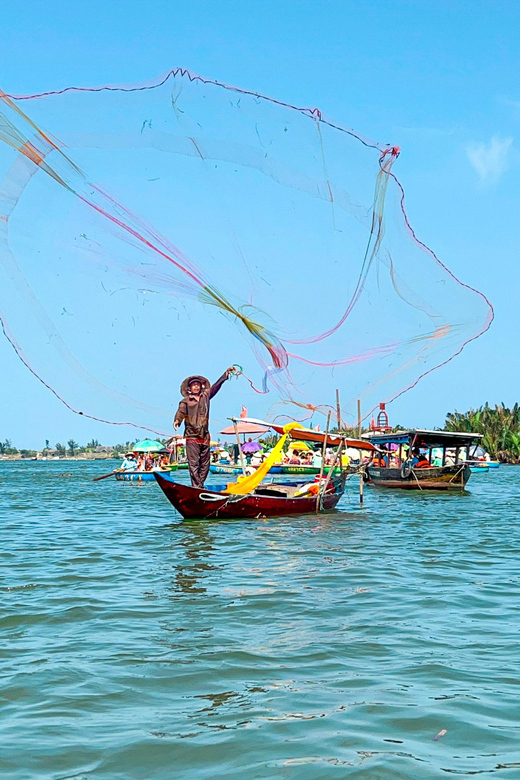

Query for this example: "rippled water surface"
[2,462,520,779]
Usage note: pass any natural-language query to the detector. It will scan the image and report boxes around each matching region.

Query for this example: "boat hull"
[280,464,341,475]
[154,472,345,519]
[366,464,471,490]
[209,463,282,475]
[115,467,176,482]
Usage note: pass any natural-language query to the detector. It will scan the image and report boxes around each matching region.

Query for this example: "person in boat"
[174,367,237,488]
[312,450,323,468]
[411,448,430,468]
[372,449,388,467]
[121,453,137,472]
[251,450,264,467]
[160,454,170,469]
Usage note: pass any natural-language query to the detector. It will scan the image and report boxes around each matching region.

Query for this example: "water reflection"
[168,523,216,595]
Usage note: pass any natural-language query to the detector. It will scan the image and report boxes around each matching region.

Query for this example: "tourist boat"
[154,419,376,520]
[115,439,177,482]
[363,429,483,490]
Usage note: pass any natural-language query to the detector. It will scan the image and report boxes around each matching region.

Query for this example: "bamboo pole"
[357,399,362,438]
[234,421,247,476]
[320,440,343,498]
[316,410,331,514]
[336,388,341,430]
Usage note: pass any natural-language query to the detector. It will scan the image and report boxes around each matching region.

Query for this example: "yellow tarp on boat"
[224,423,302,494]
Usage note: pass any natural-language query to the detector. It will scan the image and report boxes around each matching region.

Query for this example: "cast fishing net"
[0,70,493,434]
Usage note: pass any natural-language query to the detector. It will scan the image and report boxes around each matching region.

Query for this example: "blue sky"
[1,0,519,448]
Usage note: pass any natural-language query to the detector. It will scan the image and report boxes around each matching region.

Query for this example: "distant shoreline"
[0,455,121,462]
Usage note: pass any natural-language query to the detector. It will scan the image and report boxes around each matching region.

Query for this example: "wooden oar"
[92,470,121,482]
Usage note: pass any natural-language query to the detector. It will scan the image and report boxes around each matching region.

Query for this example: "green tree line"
[445,403,520,463]
[0,439,138,458]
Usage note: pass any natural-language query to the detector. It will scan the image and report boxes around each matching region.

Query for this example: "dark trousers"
[186,440,211,489]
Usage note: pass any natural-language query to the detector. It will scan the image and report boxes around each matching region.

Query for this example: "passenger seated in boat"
[312,450,323,468]
[251,450,265,466]
[289,453,301,464]
[412,448,430,468]
[372,453,388,467]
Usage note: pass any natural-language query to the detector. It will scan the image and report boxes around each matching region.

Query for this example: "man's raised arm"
[209,367,236,399]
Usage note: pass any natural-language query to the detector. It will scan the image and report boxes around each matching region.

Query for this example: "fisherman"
[174,367,237,488]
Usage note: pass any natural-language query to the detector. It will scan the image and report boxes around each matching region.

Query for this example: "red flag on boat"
[240,406,247,418]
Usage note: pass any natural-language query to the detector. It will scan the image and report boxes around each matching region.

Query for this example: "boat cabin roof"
[362,429,483,448]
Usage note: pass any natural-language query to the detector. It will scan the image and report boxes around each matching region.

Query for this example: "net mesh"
[0,69,493,433]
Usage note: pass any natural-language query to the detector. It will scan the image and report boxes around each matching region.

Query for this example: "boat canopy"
[219,420,270,435]
[234,418,376,451]
[362,429,483,448]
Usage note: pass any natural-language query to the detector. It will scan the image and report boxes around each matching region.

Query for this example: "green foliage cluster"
[445,403,520,462]
[1,438,137,458]
[0,438,17,455]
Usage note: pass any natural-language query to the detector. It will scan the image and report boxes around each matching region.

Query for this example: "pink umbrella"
[219,421,269,435]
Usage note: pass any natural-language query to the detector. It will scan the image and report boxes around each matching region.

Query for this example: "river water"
[1,461,519,779]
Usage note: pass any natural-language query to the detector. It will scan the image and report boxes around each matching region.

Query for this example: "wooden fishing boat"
[366,462,471,489]
[154,418,376,520]
[363,429,483,491]
[154,471,346,519]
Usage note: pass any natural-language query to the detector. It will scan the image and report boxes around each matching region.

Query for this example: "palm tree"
[0,439,17,455]
[445,403,520,463]
[67,439,79,457]
[55,443,67,457]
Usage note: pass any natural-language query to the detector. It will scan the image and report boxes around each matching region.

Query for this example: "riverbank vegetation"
[0,439,138,460]
[445,403,520,463]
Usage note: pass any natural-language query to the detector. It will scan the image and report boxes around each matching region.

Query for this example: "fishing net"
[0,70,493,435]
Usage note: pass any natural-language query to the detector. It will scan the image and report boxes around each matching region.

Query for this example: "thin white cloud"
[501,97,520,110]
[466,136,513,185]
